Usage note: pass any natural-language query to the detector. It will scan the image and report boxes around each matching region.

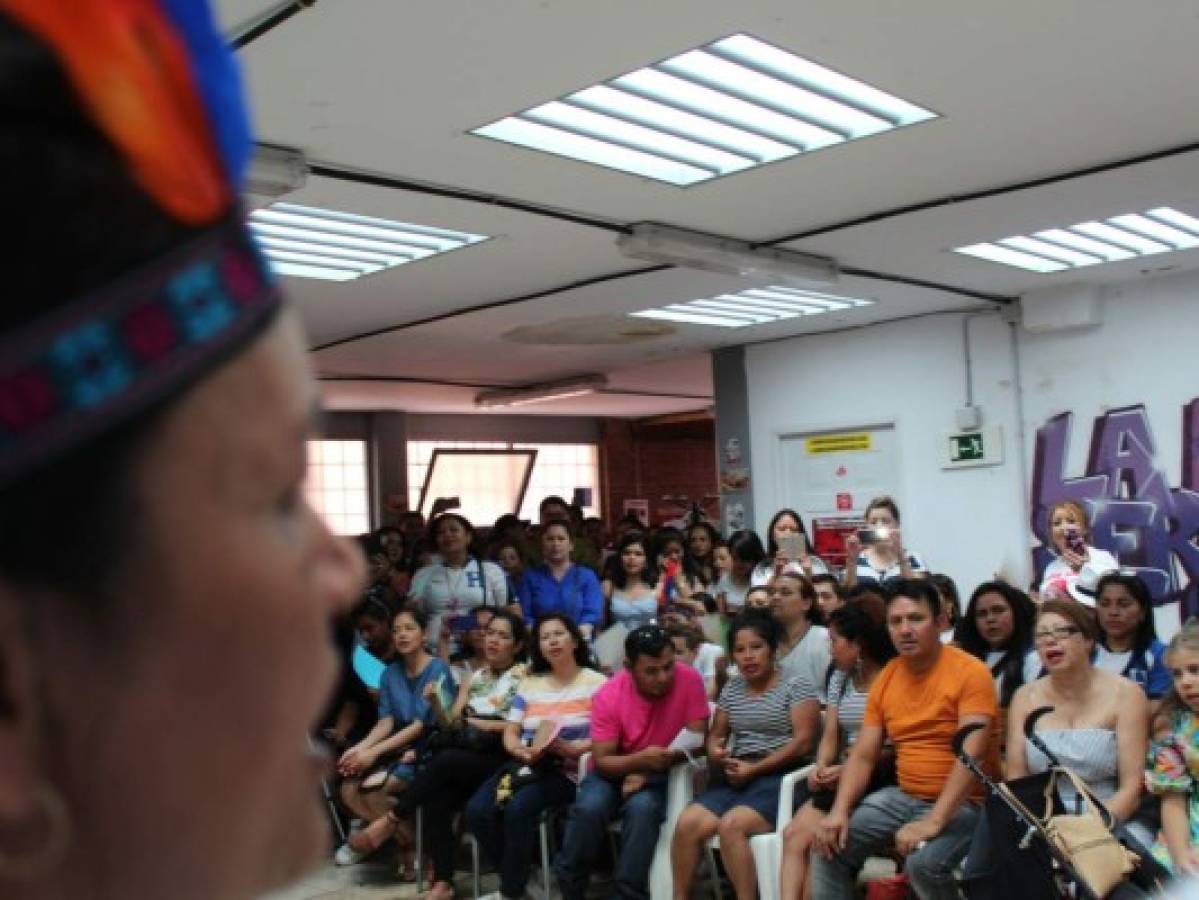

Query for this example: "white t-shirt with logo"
[409,558,509,646]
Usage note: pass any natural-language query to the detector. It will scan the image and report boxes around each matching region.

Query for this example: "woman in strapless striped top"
[1007,599,1155,844]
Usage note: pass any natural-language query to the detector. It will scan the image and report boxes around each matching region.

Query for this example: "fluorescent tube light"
[248,202,488,282]
[630,285,873,329]
[955,243,1068,274]
[953,207,1199,273]
[1071,222,1170,256]
[471,33,937,185]
[475,375,609,409]
[1148,207,1199,234]
[1108,214,1199,250]
[617,223,837,287]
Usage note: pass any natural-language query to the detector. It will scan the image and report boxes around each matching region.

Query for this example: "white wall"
[743,269,1199,633]
[746,311,1028,598]
[1018,270,1199,637]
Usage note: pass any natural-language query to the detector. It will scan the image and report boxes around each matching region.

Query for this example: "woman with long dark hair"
[604,532,659,630]
[781,597,897,900]
[1094,571,1170,701]
[752,509,829,586]
[686,521,722,587]
[652,526,708,615]
[954,581,1040,711]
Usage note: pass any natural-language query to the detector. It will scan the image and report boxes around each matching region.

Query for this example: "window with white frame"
[407,441,601,522]
[306,439,371,535]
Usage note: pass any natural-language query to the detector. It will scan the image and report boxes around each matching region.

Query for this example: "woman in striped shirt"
[671,613,820,900]
[465,613,606,900]
[780,596,896,900]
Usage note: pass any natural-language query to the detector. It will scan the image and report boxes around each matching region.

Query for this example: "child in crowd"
[712,539,733,582]
[667,621,725,700]
[716,530,767,618]
[1148,619,1199,873]
[745,585,772,611]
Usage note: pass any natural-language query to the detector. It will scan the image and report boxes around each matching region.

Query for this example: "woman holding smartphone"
[1038,499,1118,600]
[752,509,829,587]
[842,496,926,588]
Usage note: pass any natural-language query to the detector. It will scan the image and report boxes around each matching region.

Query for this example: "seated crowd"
[318,494,1196,900]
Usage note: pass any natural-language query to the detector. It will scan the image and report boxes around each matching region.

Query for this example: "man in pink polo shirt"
[554,624,709,900]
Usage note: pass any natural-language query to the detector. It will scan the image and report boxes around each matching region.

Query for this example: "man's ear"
[0,585,45,820]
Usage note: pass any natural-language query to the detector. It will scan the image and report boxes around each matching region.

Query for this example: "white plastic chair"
[747,765,813,900]
[701,764,814,900]
[577,752,696,900]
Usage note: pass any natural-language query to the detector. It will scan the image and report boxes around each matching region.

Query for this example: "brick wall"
[600,417,717,526]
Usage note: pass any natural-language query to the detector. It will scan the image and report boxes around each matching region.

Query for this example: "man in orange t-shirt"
[811,579,996,900]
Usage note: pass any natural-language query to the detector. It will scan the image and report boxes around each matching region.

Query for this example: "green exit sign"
[950,432,985,462]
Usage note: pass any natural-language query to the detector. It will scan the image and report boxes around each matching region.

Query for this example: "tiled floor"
[260,859,500,900]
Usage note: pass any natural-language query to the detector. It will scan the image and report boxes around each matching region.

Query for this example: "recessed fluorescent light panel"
[954,207,1199,273]
[630,286,873,328]
[472,34,937,186]
[248,202,488,282]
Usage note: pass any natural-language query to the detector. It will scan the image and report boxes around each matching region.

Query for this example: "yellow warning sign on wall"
[805,432,872,455]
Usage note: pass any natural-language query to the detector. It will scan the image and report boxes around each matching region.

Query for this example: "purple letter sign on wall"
[1030,398,1199,623]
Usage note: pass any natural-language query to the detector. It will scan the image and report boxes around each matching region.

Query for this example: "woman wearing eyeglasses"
[1006,599,1155,847]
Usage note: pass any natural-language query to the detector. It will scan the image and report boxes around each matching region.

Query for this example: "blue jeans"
[809,786,978,900]
[466,767,577,898]
[553,773,667,900]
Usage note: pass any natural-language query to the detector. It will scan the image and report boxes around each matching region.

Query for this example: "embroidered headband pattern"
[0,217,280,486]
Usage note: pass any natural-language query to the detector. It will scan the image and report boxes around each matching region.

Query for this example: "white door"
[776,424,899,521]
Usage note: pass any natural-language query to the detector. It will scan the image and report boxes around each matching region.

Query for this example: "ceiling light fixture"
[630,286,873,328]
[248,203,488,282]
[617,223,838,287]
[954,206,1199,273]
[475,374,609,409]
[471,33,937,186]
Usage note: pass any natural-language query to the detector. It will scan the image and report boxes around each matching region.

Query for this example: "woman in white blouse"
[1038,499,1118,601]
[409,512,509,648]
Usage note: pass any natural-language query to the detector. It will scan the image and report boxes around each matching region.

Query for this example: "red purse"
[864,874,912,900]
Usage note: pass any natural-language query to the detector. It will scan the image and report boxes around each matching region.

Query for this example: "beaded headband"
[0,217,281,487]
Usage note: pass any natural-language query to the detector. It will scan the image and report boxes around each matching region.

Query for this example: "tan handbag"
[1041,768,1138,898]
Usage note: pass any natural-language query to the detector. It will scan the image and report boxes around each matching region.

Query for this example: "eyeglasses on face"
[1033,625,1081,644]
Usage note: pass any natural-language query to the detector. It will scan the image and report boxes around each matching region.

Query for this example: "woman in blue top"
[335,606,455,873]
[517,518,603,637]
[1094,572,1170,702]
[603,531,659,630]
